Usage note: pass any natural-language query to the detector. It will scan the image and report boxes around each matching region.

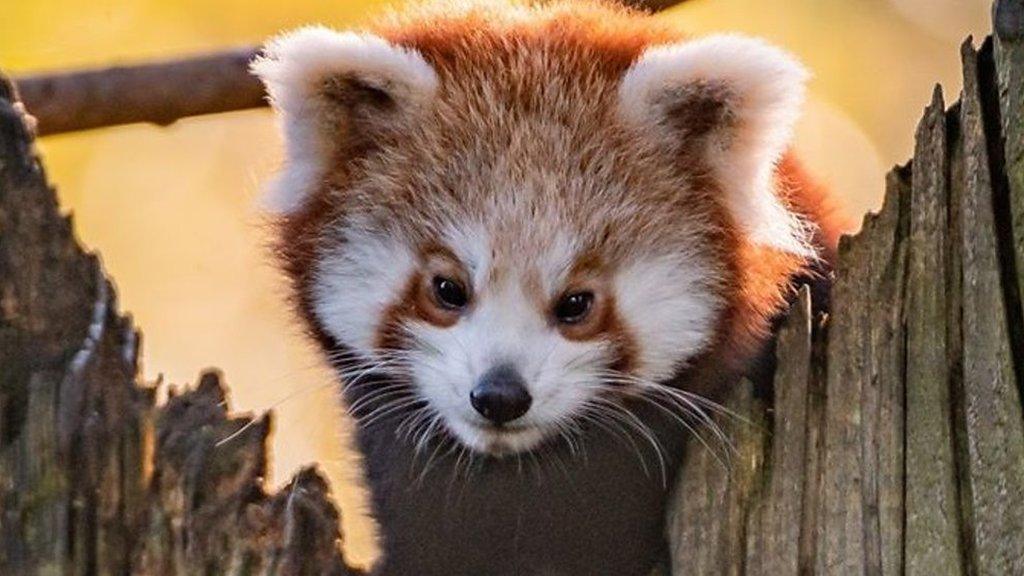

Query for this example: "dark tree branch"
[15,48,265,136]
[621,0,695,11]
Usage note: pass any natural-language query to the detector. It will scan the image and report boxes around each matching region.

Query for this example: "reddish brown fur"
[273,0,845,391]
[263,4,850,574]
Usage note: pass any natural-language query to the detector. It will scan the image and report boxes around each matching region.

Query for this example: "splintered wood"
[670,15,1024,576]
[0,76,362,575]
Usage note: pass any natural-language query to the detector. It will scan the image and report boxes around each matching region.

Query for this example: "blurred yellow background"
[0,0,991,567]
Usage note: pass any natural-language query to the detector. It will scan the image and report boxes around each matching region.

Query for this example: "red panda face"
[253,1,813,455]
[312,212,724,453]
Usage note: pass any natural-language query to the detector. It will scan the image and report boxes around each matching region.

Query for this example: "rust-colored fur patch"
[272,0,845,388]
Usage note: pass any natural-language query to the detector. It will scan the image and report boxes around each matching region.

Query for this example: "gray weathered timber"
[867,168,911,576]
[903,86,966,576]
[745,288,813,576]
[668,9,1022,575]
[994,0,1024,347]
[3,2,1024,575]
[813,152,909,576]
[955,39,1024,575]
[0,77,361,576]
[817,217,871,574]
[668,378,767,576]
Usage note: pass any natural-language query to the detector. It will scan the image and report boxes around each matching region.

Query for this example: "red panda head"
[253,0,815,455]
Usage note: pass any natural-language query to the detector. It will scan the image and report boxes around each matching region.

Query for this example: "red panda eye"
[554,291,594,324]
[432,276,468,310]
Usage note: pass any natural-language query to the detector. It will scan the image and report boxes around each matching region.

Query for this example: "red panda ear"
[618,35,813,256]
[251,27,438,214]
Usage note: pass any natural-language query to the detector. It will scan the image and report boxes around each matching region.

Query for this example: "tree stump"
[0,76,362,575]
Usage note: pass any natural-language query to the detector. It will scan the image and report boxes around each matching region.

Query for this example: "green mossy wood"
[2,2,1023,574]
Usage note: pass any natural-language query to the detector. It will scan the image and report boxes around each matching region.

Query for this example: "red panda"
[252,1,845,574]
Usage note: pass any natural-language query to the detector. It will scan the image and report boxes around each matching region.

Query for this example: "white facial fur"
[403,280,612,454]
[313,224,418,355]
[313,221,721,455]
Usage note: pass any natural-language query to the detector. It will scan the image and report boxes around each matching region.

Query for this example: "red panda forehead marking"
[374,0,679,79]
[288,2,733,287]
[331,103,728,281]
[367,1,684,152]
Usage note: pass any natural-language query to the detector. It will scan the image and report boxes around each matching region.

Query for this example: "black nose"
[470,364,532,425]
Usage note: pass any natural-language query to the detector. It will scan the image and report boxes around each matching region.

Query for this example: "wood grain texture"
[994,0,1024,343]
[810,148,911,575]
[817,230,871,574]
[0,79,362,576]
[955,39,1024,575]
[745,288,813,576]
[668,378,767,576]
[860,165,912,576]
[903,86,966,576]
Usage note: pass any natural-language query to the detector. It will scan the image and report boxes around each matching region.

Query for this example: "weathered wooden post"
[667,3,1024,573]
[0,77,362,575]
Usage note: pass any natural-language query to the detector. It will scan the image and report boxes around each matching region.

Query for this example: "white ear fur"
[618,35,813,255]
[251,26,439,213]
